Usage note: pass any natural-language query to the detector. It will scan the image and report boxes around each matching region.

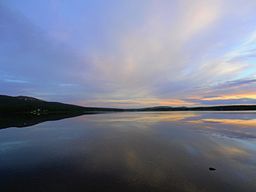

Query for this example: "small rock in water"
[209,167,216,171]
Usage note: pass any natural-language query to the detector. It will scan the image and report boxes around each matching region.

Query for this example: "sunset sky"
[1,0,256,107]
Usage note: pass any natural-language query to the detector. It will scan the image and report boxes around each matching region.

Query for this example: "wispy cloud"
[213,78,256,90]
[1,1,256,106]
[3,79,29,84]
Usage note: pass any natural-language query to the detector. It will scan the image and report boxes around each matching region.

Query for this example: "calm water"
[0,112,256,192]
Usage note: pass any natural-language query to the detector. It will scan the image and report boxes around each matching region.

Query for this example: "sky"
[0,0,256,107]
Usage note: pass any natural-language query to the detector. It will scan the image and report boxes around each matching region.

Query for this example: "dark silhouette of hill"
[0,95,124,129]
[0,95,256,129]
[0,95,124,115]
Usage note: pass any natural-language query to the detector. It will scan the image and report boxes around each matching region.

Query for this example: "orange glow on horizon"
[201,93,256,101]
[80,98,196,108]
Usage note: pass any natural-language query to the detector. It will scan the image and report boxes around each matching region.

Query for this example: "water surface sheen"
[0,112,256,192]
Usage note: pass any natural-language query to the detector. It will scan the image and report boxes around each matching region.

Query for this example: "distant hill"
[1,95,256,115]
[139,105,256,111]
[0,95,125,129]
[0,95,123,115]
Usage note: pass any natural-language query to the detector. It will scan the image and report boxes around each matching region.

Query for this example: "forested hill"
[0,95,123,114]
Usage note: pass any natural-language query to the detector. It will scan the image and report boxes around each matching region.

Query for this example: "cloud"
[90,0,222,96]
[213,78,256,90]
[0,3,96,100]
[198,98,256,106]
[81,97,196,108]
[88,1,256,105]
[1,1,256,106]
[3,79,29,84]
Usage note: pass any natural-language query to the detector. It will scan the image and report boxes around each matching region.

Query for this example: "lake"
[0,112,256,191]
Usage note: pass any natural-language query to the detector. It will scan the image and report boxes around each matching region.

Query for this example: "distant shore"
[1,95,256,115]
